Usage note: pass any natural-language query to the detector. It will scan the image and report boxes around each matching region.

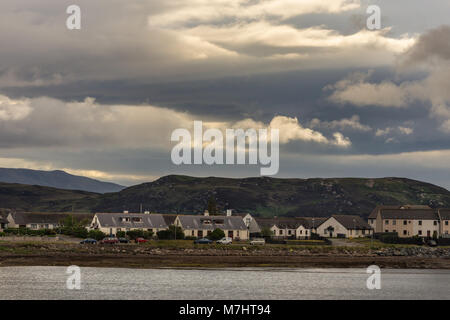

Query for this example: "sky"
[1,0,450,188]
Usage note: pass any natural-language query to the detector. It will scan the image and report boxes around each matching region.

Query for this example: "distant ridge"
[0,175,449,218]
[91,175,450,218]
[0,168,125,193]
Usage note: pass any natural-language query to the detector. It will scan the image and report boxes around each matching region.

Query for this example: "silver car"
[250,238,265,245]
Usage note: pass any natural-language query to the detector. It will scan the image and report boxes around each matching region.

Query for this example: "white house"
[174,212,249,240]
[90,212,168,236]
[316,215,373,238]
[6,212,90,230]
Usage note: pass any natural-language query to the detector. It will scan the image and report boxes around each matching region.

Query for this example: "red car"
[136,237,148,243]
[100,237,119,244]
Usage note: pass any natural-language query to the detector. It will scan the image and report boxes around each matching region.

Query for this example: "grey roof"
[177,215,248,231]
[331,215,372,230]
[254,217,326,230]
[248,218,261,233]
[161,214,178,226]
[95,213,168,229]
[9,212,92,225]
[379,209,439,220]
[369,205,432,219]
[438,209,450,220]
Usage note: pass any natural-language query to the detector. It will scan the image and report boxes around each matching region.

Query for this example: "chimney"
[204,210,209,216]
[144,211,150,214]
[226,209,232,217]
[123,210,129,214]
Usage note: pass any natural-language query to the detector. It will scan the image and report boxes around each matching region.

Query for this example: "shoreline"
[1,241,449,269]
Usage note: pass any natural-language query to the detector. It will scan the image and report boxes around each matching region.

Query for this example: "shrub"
[116,231,126,238]
[185,236,197,240]
[207,228,225,241]
[0,232,5,237]
[88,230,106,240]
[157,225,184,240]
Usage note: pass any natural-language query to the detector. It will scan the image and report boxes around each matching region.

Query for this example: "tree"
[157,225,184,240]
[261,227,273,238]
[208,228,225,241]
[88,230,106,240]
[207,195,218,215]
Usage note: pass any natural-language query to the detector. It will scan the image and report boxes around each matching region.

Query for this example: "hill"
[0,182,99,212]
[91,175,450,218]
[0,168,125,193]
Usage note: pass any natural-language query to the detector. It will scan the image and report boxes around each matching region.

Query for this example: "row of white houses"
[4,205,449,239]
[89,210,373,239]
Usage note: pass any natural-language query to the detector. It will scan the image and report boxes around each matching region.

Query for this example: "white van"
[216,237,233,244]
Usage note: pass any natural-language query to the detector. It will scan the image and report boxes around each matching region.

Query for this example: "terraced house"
[174,211,249,240]
[6,212,71,230]
[254,217,326,239]
[90,212,168,236]
[368,205,447,238]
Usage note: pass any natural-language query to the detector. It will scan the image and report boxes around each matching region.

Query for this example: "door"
[228,230,233,239]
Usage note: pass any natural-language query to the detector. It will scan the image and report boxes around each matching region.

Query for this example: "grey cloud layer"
[1,1,450,188]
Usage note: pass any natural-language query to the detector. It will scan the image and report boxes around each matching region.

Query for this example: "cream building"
[174,213,249,240]
[368,205,443,238]
[90,212,168,236]
[316,215,373,238]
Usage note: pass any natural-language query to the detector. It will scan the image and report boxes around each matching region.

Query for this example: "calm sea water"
[0,267,448,300]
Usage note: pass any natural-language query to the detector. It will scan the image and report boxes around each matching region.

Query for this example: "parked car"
[80,238,97,244]
[216,237,232,244]
[194,238,213,244]
[250,238,266,245]
[100,237,119,244]
[118,237,129,243]
[136,237,148,243]
[426,239,437,247]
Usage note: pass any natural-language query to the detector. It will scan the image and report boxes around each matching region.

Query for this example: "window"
[445,221,449,226]
[288,230,292,235]
[418,220,422,226]
[362,229,366,235]
[191,230,195,236]
[385,230,388,233]
[31,224,37,229]
[385,220,389,225]
[433,221,437,226]
[403,220,407,225]
[393,229,396,233]
[393,220,396,225]
[305,230,308,235]
[418,230,422,235]
[299,230,303,235]
[403,230,407,235]
[279,230,283,235]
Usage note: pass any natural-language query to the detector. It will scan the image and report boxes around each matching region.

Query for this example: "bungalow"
[254,217,327,239]
[6,212,83,230]
[232,211,261,236]
[316,215,373,238]
[174,212,249,240]
[90,212,168,236]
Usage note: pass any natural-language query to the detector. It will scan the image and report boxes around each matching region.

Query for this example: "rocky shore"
[0,242,449,269]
